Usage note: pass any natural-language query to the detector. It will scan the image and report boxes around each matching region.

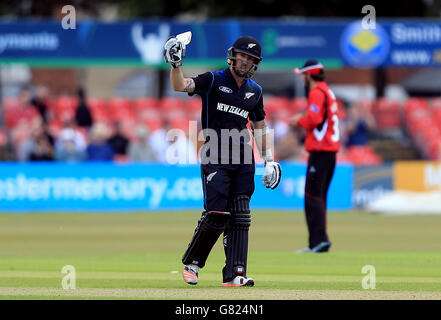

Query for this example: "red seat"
[336,148,351,164]
[408,117,428,138]
[134,98,160,113]
[290,98,307,114]
[88,98,107,113]
[164,108,186,120]
[144,118,163,132]
[187,98,202,112]
[48,119,62,137]
[405,98,428,114]
[433,109,441,130]
[430,98,441,110]
[265,97,290,120]
[55,96,77,111]
[88,98,110,122]
[138,106,161,122]
[428,138,441,160]
[373,99,401,129]
[420,125,440,142]
[109,98,135,122]
[347,146,382,165]
[335,99,347,120]
[109,98,132,112]
[2,98,19,110]
[161,97,185,111]
[54,96,77,121]
[170,119,189,133]
[4,108,21,128]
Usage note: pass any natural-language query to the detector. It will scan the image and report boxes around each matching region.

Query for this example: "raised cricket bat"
[176,31,192,45]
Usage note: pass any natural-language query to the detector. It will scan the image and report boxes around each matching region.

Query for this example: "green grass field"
[0,210,441,300]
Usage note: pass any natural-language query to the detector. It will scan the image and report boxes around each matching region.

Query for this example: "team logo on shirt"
[219,86,233,93]
[206,171,217,182]
[244,92,255,99]
[309,104,319,113]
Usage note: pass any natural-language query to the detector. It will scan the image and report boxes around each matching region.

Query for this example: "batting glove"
[263,161,282,190]
[163,36,186,68]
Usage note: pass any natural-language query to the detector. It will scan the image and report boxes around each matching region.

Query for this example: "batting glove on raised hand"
[163,36,186,68]
[263,161,282,190]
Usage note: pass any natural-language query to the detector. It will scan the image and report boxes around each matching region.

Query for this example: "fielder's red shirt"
[298,82,340,152]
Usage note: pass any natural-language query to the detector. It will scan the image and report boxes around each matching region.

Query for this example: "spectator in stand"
[149,119,197,164]
[55,128,86,162]
[266,113,289,146]
[10,88,40,128]
[149,119,171,163]
[31,85,50,124]
[128,125,158,162]
[86,123,114,161]
[166,129,198,165]
[58,119,87,151]
[74,87,93,129]
[18,120,42,162]
[345,103,376,147]
[274,127,303,161]
[29,134,54,161]
[108,122,129,156]
[18,119,54,161]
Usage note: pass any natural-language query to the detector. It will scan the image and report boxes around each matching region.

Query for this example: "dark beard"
[304,80,311,96]
[232,65,247,78]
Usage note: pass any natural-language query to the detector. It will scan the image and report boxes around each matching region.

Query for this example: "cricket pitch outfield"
[0,210,440,300]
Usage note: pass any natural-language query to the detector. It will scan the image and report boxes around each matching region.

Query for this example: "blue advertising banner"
[0,163,352,211]
[352,165,393,208]
[0,19,440,68]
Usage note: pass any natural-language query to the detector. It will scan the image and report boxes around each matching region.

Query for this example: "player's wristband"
[171,60,183,68]
[262,148,273,163]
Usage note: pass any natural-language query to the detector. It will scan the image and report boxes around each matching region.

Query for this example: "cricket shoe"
[296,247,313,253]
[312,241,331,253]
[182,265,199,285]
[222,276,255,287]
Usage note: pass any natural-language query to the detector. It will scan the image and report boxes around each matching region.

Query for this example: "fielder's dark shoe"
[222,276,255,287]
[312,241,331,253]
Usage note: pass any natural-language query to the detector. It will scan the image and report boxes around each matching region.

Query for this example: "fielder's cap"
[294,60,323,75]
[231,36,262,62]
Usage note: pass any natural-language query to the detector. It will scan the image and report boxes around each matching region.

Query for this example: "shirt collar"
[225,67,248,88]
[225,67,233,78]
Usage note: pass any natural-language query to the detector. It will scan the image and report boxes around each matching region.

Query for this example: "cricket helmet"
[227,36,262,78]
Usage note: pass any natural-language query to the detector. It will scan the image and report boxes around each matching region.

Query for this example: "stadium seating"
[373,98,401,129]
[108,98,135,122]
[6,95,441,162]
[265,97,290,121]
[54,96,78,122]
[346,145,383,165]
[88,97,110,122]
[290,98,307,115]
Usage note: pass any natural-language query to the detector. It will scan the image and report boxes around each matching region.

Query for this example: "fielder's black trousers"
[304,151,336,249]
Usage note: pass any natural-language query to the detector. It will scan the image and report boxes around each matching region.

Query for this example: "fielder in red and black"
[290,60,340,253]
[164,35,281,286]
